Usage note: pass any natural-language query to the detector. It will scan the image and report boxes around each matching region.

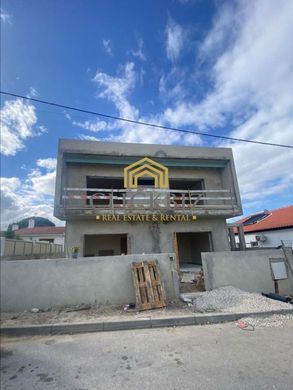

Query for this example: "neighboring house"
[233,205,293,248]
[54,139,242,267]
[15,226,65,248]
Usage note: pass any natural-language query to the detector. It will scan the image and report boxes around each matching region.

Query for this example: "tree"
[6,217,55,232]
[4,230,17,239]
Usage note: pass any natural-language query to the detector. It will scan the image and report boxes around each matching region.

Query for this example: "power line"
[1,90,293,149]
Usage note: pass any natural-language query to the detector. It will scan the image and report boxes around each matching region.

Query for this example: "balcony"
[55,187,241,219]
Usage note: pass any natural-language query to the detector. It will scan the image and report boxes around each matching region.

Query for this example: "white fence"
[0,237,63,258]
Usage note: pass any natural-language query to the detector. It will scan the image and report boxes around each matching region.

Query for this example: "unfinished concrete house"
[54,139,242,270]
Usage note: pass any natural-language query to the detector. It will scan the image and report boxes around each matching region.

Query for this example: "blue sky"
[1,0,293,228]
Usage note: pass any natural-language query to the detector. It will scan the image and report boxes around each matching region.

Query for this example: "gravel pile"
[240,314,293,328]
[193,286,293,313]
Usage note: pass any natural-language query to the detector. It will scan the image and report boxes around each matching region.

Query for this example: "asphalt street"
[1,321,293,390]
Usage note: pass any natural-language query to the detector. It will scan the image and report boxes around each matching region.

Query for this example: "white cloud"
[165,17,185,62]
[0,158,62,230]
[102,39,113,56]
[162,0,293,211]
[93,62,138,120]
[0,98,46,156]
[73,60,203,146]
[36,158,57,171]
[73,62,139,134]
[26,87,38,98]
[72,119,109,132]
[0,8,12,23]
[78,134,101,142]
[129,37,146,61]
[159,66,187,103]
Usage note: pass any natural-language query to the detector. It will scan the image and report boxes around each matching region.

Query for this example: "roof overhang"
[64,153,228,169]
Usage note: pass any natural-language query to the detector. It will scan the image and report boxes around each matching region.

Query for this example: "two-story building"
[54,139,242,268]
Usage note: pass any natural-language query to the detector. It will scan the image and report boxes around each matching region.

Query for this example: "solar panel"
[243,212,268,225]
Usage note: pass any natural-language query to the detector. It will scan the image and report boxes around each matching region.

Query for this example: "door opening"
[174,232,212,293]
[175,232,212,268]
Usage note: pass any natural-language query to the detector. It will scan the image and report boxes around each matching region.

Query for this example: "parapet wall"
[0,253,179,312]
[202,249,293,295]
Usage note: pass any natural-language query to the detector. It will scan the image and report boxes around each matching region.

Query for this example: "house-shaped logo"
[124,157,169,189]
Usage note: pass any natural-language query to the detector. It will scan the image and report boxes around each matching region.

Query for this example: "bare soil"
[0,301,193,327]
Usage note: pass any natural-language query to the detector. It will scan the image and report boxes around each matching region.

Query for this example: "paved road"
[1,322,293,390]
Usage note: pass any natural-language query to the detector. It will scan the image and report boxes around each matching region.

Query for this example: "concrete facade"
[0,253,178,312]
[65,217,230,260]
[54,139,242,262]
[202,248,293,295]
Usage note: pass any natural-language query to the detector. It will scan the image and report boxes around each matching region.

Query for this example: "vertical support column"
[127,235,132,255]
[237,225,246,250]
[0,237,5,257]
[228,227,237,250]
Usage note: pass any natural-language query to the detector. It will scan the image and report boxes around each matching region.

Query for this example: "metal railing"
[61,187,238,213]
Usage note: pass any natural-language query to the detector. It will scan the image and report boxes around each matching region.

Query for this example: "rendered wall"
[54,139,243,218]
[202,249,293,295]
[65,218,230,258]
[0,253,179,312]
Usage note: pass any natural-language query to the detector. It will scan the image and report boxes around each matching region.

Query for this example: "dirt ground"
[0,301,193,327]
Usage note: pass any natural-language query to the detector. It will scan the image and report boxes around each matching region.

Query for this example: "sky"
[1,0,293,229]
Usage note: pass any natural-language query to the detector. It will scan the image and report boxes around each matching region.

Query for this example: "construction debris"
[193,286,293,313]
[180,273,195,283]
[123,303,136,311]
[235,319,255,331]
[64,304,91,312]
[180,292,205,304]
[239,314,293,328]
[262,292,293,304]
[132,261,166,311]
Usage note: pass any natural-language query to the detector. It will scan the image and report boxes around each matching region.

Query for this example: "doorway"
[174,232,212,293]
[175,232,212,267]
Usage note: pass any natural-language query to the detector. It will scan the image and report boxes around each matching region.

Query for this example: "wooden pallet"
[132,261,166,311]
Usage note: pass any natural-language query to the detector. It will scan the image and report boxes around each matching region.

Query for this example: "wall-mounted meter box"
[269,259,288,281]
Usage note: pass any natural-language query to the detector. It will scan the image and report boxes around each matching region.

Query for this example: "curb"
[1,308,293,337]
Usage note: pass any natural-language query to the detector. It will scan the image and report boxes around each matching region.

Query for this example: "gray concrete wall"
[54,139,243,218]
[0,253,178,312]
[202,249,293,295]
[65,218,230,258]
[64,164,227,212]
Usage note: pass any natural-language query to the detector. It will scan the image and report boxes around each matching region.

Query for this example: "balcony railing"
[60,187,239,216]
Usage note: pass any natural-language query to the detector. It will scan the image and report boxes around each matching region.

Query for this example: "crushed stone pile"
[239,314,293,328]
[193,286,293,313]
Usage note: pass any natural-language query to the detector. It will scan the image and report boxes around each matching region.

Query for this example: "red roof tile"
[234,205,293,233]
[15,226,65,235]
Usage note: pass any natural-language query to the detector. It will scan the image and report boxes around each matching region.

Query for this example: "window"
[86,177,124,207]
[137,178,155,187]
